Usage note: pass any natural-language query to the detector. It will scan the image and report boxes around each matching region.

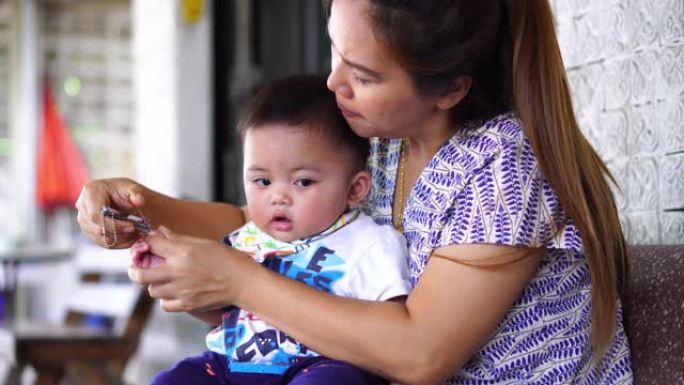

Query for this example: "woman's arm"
[76,178,245,247]
[141,188,245,240]
[236,244,541,384]
[132,231,541,385]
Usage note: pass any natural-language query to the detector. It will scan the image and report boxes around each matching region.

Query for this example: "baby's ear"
[347,170,371,206]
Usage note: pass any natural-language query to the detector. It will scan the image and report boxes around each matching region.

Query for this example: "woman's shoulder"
[449,111,528,157]
[429,111,533,180]
[413,112,582,251]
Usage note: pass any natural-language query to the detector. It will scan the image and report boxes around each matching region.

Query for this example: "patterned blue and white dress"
[364,112,633,384]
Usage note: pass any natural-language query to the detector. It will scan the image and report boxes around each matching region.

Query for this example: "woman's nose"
[327,67,352,99]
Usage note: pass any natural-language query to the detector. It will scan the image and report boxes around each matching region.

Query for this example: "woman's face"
[326,0,448,139]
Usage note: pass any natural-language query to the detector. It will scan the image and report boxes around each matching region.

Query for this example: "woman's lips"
[338,103,360,119]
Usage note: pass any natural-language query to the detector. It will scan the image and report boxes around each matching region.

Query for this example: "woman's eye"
[353,73,371,85]
[254,178,271,187]
[295,178,315,187]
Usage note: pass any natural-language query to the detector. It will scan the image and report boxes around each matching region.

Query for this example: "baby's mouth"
[271,215,293,231]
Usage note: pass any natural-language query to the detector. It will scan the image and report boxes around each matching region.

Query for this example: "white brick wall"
[553,0,684,244]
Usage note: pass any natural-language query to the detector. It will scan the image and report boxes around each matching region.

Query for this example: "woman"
[76,0,632,383]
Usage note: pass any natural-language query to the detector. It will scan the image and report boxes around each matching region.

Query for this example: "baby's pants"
[150,351,388,385]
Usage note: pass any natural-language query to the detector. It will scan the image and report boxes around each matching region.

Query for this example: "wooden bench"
[3,246,155,385]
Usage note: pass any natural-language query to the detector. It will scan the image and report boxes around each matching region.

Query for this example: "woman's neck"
[392,113,454,230]
[405,113,455,163]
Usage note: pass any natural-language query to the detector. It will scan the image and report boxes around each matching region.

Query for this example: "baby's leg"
[151,351,281,385]
[283,357,388,385]
[151,351,228,385]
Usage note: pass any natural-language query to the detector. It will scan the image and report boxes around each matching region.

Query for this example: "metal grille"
[42,0,134,180]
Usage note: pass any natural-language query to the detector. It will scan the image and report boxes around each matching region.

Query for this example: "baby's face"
[243,124,358,242]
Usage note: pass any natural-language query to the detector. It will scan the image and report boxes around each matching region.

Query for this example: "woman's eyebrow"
[329,38,383,79]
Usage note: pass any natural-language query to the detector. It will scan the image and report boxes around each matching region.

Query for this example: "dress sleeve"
[441,136,576,249]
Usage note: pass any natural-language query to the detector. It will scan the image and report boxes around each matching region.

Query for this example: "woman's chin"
[347,121,377,138]
[348,121,404,140]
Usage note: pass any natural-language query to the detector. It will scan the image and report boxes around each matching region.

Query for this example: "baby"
[133,75,411,385]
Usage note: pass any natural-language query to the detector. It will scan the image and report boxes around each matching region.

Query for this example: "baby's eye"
[254,178,271,187]
[294,178,315,187]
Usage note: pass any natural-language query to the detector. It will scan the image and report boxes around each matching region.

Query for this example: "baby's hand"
[131,239,166,268]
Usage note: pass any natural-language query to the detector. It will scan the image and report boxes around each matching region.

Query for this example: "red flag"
[36,79,90,210]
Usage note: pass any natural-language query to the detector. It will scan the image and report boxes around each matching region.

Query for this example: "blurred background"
[0,0,681,384]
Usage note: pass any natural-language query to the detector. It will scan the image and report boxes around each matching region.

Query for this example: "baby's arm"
[130,239,222,325]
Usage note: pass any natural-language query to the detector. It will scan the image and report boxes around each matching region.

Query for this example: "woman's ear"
[347,170,371,207]
[436,76,472,110]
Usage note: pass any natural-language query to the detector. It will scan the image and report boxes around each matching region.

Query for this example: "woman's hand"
[76,178,148,248]
[128,227,259,312]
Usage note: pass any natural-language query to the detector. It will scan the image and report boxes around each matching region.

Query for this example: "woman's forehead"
[327,0,392,71]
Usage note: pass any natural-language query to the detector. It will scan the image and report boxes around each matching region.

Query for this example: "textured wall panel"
[660,155,684,210]
[662,100,684,153]
[599,110,630,160]
[661,212,684,244]
[627,104,660,156]
[557,0,684,244]
[661,0,684,42]
[661,45,684,97]
[625,211,661,244]
[627,156,660,211]
[603,58,633,110]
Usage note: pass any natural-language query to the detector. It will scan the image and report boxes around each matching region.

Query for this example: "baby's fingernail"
[122,226,136,234]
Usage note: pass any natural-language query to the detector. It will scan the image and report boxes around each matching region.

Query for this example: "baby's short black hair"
[238,75,370,172]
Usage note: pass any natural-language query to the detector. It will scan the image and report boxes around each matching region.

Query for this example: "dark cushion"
[623,245,684,385]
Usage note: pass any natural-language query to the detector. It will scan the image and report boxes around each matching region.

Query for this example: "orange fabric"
[36,80,89,210]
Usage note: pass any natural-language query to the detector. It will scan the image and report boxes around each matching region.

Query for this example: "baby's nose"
[270,190,291,206]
